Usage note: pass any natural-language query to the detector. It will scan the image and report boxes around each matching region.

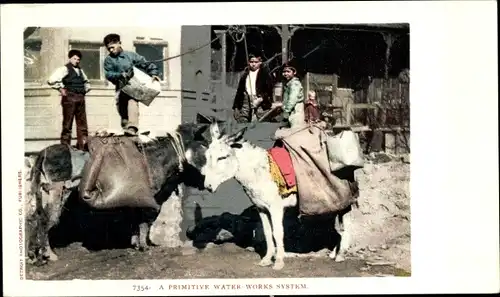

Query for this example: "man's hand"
[233,109,241,120]
[252,96,264,108]
[60,88,67,97]
[272,102,283,109]
[151,75,161,82]
[282,111,290,123]
[122,68,134,80]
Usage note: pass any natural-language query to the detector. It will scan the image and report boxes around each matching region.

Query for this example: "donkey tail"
[30,150,45,206]
[28,149,50,263]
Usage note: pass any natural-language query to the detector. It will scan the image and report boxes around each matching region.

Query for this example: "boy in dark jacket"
[232,53,275,123]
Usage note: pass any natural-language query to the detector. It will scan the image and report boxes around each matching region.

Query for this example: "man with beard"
[103,33,161,136]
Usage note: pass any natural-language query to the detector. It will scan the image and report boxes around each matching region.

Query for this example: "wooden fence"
[303,73,410,154]
[351,78,410,128]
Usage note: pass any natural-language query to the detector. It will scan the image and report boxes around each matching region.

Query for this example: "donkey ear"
[228,126,247,143]
[207,116,218,124]
[209,122,221,139]
[193,124,210,141]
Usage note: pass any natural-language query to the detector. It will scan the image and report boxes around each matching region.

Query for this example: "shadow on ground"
[186,205,342,258]
[48,190,343,258]
[49,191,146,251]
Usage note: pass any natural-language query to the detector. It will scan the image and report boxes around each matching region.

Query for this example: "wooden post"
[381,33,395,80]
[304,72,310,99]
[281,24,289,64]
[274,25,301,65]
[346,103,352,125]
[220,31,228,120]
[385,132,396,154]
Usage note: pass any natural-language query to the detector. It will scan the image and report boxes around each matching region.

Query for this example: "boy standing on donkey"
[47,49,91,150]
[102,33,161,136]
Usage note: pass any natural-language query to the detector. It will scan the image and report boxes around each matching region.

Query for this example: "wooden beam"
[349,103,378,109]
[381,32,396,80]
[346,102,352,125]
[275,24,302,64]
[328,125,410,133]
[281,24,290,64]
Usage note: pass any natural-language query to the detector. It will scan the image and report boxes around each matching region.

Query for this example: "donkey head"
[200,122,248,192]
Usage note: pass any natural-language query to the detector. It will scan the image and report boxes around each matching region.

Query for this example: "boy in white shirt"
[47,49,91,150]
[232,53,275,123]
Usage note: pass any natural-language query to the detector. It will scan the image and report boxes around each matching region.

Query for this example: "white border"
[2,1,499,295]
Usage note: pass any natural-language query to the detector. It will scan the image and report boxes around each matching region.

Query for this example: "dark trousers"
[116,91,139,131]
[234,93,252,123]
[61,92,88,150]
[235,93,270,123]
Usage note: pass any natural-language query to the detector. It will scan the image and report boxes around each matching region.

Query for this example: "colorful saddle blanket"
[267,146,297,197]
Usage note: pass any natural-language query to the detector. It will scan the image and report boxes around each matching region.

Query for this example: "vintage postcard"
[1,1,498,296]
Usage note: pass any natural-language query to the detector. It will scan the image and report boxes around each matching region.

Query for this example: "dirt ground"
[26,156,411,280]
[26,242,408,280]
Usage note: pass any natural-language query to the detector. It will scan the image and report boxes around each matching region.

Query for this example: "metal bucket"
[121,67,161,106]
[273,82,283,102]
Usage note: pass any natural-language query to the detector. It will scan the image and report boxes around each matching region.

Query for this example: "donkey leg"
[329,208,353,262]
[44,246,59,261]
[130,210,142,250]
[138,222,150,251]
[257,210,275,267]
[131,235,139,247]
[43,182,66,261]
[269,205,286,270]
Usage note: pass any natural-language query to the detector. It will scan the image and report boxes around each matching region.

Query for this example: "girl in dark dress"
[304,90,321,124]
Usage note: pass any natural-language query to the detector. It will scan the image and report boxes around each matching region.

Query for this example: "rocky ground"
[350,152,411,272]
[26,153,411,280]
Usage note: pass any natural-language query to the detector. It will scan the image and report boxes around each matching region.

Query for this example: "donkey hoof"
[334,254,345,262]
[131,235,139,247]
[138,244,149,252]
[82,190,94,200]
[47,251,59,262]
[257,258,273,267]
[41,248,59,262]
[272,260,285,270]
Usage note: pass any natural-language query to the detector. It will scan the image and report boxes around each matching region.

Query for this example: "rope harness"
[168,132,187,172]
[138,132,186,191]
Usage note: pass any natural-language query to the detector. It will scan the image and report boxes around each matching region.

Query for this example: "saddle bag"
[79,135,160,210]
[280,126,358,216]
[325,129,364,172]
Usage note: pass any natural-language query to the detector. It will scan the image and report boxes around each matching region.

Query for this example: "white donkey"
[192,123,355,270]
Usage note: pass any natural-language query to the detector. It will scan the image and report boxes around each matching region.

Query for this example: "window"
[24,39,42,81]
[69,42,105,81]
[134,42,168,82]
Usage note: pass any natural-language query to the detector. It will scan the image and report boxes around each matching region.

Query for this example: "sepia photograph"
[22,23,411,280]
[2,2,498,296]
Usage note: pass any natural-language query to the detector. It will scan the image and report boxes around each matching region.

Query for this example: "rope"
[141,25,248,64]
[168,132,186,172]
[145,36,221,64]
